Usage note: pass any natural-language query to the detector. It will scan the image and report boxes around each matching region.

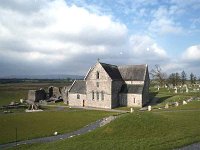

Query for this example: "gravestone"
[174,86,177,94]
[20,99,24,103]
[182,100,187,105]
[148,105,151,111]
[130,108,133,113]
[157,86,160,91]
[175,102,179,107]
[165,103,169,109]
[186,87,189,93]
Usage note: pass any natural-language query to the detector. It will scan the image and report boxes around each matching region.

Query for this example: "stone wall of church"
[142,68,150,106]
[111,80,124,108]
[119,93,142,107]
[86,63,112,109]
[68,93,86,107]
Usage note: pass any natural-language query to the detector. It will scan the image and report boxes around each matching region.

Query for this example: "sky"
[0,0,200,77]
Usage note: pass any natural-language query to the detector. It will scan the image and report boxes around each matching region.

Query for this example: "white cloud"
[129,35,167,58]
[0,0,128,68]
[182,45,200,61]
[148,7,183,34]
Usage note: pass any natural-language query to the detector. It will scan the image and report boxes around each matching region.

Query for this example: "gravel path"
[175,142,200,150]
[0,115,118,150]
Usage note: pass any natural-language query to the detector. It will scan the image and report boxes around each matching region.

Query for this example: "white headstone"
[175,102,179,107]
[148,105,151,111]
[182,101,187,105]
[165,103,169,109]
[20,99,24,103]
[130,108,133,113]
[54,132,58,136]
[186,87,189,93]
[174,87,177,93]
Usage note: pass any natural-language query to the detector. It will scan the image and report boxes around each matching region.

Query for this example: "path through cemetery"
[0,115,118,149]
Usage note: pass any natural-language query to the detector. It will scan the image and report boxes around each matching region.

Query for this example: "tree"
[194,75,197,84]
[175,72,181,85]
[190,73,194,84]
[181,71,187,85]
[150,65,167,87]
[168,73,176,86]
[168,72,181,86]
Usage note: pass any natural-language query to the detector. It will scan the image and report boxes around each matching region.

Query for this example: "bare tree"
[150,65,167,87]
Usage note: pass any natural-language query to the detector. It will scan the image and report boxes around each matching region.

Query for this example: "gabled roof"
[118,65,147,81]
[69,80,86,94]
[120,84,144,94]
[100,62,123,80]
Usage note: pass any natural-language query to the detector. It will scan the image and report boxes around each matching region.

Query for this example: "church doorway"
[83,100,85,107]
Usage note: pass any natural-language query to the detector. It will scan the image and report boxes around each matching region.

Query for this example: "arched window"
[77,94,80,99]
[101,91,104,101]
[96,71,100,79]
[92,91,94,100]
[96,92,99,100]
[96,82,99,87]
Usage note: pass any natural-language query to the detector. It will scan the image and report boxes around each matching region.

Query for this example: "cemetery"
[0,77,200,150]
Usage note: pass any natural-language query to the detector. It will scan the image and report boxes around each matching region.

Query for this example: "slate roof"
[100,62,123,80]
[120,84,144,94]
[118,65,146,81]
[69,80,86,94]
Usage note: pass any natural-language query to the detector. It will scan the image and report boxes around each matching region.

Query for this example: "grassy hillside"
[0,110,116,144]
[15,108,200,150]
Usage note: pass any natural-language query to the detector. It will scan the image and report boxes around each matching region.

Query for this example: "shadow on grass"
[149,92,173,106]
[149,92,158,100]
[156,96,173,104]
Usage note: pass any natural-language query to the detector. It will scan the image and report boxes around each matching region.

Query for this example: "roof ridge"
[99,62,118,68]
[118,64,147,68]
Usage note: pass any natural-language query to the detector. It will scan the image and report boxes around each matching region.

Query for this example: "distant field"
[0,109,116,144]
[0,80,72,106]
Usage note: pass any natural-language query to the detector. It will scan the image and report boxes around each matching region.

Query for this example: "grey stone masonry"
[68,61,149,108]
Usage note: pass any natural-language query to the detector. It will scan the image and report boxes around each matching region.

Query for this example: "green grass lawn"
[14,110,200,150]
[0,110,116,144]
[150,87,200,109]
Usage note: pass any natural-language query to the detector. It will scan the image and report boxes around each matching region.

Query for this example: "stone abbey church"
[66,61,150,109]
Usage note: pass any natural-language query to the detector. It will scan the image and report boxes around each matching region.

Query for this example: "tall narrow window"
[134,98,135,103]
[77,94,80,99]
[96,82,99,87]
[96,71,100,79]
[101,91,104,101]
[96,92,99,100]
[92,91,94,100]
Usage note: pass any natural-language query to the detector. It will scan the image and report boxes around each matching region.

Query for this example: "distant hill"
[0,74,84,80]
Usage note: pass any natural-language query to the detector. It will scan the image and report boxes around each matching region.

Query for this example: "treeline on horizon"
[0,78,74,84]
[151,65,200,86]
